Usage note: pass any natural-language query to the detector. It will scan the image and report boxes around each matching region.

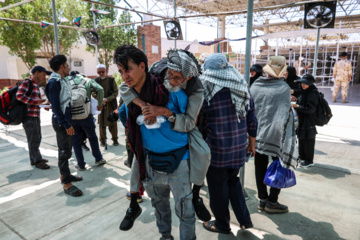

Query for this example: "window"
[73,61,82,67]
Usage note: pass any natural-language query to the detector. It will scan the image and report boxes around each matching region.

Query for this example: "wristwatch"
[168,113,176,123]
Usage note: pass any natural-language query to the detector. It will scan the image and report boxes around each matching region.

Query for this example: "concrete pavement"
[0,85,359,240]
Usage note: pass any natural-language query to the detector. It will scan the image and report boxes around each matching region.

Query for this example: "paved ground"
[0,84,359,240]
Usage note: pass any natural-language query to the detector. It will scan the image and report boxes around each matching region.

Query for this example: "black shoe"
[193,197,211,221]
[113,140,119,146]
[119,207,142,231]
[81,143,90,151]
[124,160,131,168]
[300,160,314,168]
[100,141,106,147]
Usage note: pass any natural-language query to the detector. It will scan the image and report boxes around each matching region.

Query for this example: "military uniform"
[93,77,118,143]
[333,59,352,102]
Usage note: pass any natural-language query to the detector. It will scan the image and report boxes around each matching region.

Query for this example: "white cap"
[96,64,106,69]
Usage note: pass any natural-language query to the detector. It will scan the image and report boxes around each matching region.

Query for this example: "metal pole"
[51,0,59,55]
[241,0,253,199]
[313,28,321,77]
[244,0,254,83]
[92,3,99,64]
[174,0,176,49]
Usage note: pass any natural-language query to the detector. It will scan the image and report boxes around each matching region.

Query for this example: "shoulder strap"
[79,78,87,86]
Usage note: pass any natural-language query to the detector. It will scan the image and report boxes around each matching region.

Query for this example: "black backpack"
[315,92,332,126]
[0,80,33,125]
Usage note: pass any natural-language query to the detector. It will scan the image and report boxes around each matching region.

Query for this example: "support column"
[137,24,161,66]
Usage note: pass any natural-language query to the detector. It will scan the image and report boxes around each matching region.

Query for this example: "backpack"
[315,92,333,126]
[0,80,33,125]
[69,75,90,120]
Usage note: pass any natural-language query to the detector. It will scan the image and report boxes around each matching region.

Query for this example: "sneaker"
[124,160,131,168]
[113,140,119,146]
[193,197,211,221]
[82,143,90,151]
[265,201,289,213]
[258,199,267,211]
[100,141,106,147]
[300,161,314,168]
[160,235,174,240]
[126,192,143,203]
[35,161,50,170]
[119,206,142,231]
[31,159,48,166]
[95,159,106,165]
[75,164,86,171]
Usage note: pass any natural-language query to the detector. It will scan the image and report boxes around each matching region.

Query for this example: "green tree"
[0,0,87,70]
[85,1,137,70]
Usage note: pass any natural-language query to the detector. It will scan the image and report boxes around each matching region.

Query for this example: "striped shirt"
[16,78,41,118]
[201,88,257,169]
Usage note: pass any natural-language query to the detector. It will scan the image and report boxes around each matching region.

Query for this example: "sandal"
[203,220,231,234]
[64,185,83,197]
[69,175,83,182]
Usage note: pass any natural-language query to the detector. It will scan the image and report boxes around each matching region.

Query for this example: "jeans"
[206,165,251,231]
[254,152,281,203]
[72,115,102,167]
[52,119,73,184]
[143,159,196,240]
[23,117,43,164]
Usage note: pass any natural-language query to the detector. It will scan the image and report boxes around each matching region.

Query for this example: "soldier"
[294,54,311,76]
[93,64,119,146]
[332,52,352,103]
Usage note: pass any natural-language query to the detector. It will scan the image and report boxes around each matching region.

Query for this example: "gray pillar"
[51,0,59,55]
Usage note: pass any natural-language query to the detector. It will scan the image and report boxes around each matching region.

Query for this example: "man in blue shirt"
[115,45,195,240]
[45,55,83,197]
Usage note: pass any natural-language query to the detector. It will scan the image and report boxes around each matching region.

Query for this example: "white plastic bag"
[136,115,166,129]
[91,97,102,115]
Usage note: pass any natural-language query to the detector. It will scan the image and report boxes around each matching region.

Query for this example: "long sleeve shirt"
[16,78,42,118]
[201,88,257,168]
[333,59,352,81]
[45,77,72,129]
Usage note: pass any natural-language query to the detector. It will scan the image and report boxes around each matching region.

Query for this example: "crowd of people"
[14,46,349,239]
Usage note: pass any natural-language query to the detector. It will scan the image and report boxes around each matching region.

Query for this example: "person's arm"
[246,96,257,157]
[294,92,318,115]
[333,62,337,78]
[16,81,44,105]
[46,80,72,129]
[347,62,352,81]
[106,78,118,102]
[118,103,127,128]
[172,89,204,132]
[119,82,143,106]
[89,78,104,106]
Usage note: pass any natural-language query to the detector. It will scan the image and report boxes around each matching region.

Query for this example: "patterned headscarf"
[167,49,200,80]
[200,53,250,121]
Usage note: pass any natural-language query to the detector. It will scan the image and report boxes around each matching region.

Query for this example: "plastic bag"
[263,158,296,188]
[136,115,166,129]
[91,97,101,115]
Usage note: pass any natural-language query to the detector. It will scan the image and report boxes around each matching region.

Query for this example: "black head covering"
[249,64,263,87]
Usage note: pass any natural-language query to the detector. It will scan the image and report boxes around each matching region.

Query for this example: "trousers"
[23,117,43,164]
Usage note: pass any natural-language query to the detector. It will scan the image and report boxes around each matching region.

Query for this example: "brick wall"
[0,79,21,89]
[137,24,162,66]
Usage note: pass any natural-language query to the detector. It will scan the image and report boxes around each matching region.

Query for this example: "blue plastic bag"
[263,158,296,188]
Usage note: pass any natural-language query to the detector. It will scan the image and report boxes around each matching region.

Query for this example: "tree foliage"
[85,0,137,70]
[0,0,87,70]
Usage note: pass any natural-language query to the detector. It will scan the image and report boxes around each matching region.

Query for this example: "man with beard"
[115,45,196,240]
[93,64,119,146]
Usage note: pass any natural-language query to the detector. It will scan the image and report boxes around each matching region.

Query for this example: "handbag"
[147,145,188,174]
[263,158,296,188]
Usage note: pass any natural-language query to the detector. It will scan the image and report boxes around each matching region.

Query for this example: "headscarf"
[200,53,250,121]
[167,49,200,80]
[263,56,287,78]
[250,64,263,87]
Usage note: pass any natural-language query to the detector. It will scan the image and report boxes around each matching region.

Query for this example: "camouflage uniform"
[333,59,352,101]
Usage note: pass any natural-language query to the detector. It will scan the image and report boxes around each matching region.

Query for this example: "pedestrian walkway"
[0,87,359,240]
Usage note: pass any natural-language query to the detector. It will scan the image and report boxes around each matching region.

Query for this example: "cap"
[31,66,52,75]
[203,53,228,70]
[96,64,106,69]
[340,52,347,57]
[296,74,315,85]
[250,64,263,73]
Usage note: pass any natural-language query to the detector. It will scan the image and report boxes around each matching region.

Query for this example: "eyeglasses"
[168,71,185,84]
[98,71,105,74]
